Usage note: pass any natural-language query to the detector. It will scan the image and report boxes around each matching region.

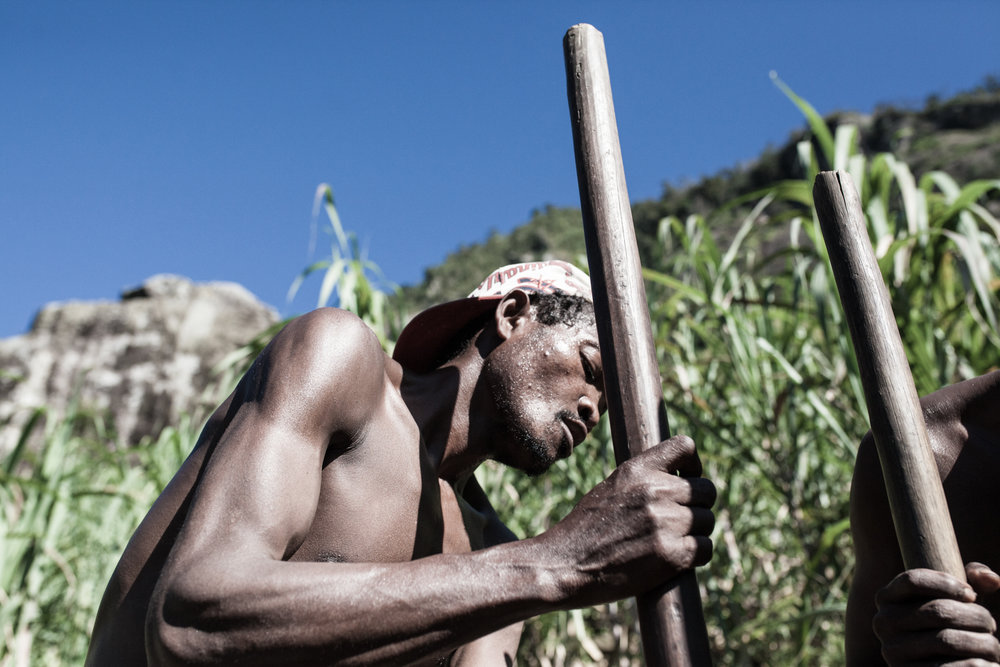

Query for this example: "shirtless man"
[86,260,717,666]
[847,370,1000,665]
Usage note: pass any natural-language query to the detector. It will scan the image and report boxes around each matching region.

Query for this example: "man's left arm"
[449,475,523,666]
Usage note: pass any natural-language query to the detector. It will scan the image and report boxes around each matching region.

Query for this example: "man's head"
[393,260,604,476]
[478,292,603,474]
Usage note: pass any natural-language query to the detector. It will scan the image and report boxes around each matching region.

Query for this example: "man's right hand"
[873,564,1000,666]
[539,434,716,606]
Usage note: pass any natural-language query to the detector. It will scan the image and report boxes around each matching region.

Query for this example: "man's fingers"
[967,562,1000,596]
[880,626,1000,665]
[875,598,998,634]
[877,569,976,607]
[874,568,1000,666]
[639,434,703,478]
[688,506,715,538]
[686,534,713,568]
[639,472,715,511]
[685,477,717,510]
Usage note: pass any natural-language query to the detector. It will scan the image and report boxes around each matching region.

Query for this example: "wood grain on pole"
[813,170,965,579]
[563,23,713,666]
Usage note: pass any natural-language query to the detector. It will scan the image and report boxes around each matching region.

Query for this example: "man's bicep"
[174,410,329,563]
[171,310,387,562]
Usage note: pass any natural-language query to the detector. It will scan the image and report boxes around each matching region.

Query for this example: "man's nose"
[578,393,600,431]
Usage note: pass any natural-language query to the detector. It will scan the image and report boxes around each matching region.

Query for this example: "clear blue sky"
[3,0,998,338]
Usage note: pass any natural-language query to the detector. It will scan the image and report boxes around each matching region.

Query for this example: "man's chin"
[497,443,558,477]
[518,459,555,478]
[496,453,553,477]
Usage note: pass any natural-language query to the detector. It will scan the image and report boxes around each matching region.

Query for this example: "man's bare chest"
[289,410,485,564]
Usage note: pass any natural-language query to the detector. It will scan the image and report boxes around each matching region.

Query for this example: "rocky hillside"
[0,275,277,451]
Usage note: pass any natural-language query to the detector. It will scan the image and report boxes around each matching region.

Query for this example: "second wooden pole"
[813,170,964,579]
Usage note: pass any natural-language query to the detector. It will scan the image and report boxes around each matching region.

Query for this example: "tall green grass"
[0,404,194,666]
[287,183,398,346]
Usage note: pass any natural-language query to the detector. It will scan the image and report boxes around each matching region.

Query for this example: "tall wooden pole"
[564,23,713,666]
[813,170,965,579]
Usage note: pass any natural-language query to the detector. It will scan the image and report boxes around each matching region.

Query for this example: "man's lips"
[562,415,588,450]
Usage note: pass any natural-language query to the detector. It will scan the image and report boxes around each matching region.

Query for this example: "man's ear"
[494,289,532,341]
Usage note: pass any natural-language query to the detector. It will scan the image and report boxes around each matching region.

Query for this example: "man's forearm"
[148,539,573,666]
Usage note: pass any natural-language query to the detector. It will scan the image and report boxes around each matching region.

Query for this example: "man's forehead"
[568,325,602,355]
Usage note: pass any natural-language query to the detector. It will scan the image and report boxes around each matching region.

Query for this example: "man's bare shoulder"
[922,370,1000,431]
[853,370,1000,487]
[251,307,394,435]
[918,370,1000,473]
[273,307,385,361]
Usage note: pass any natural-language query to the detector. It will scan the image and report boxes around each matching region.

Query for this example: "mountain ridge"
[394,81,1000,315]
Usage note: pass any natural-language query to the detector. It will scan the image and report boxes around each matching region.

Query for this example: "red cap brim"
[392,297,500,373]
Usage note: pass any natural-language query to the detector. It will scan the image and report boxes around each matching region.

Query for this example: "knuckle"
[700,508,716,536]
[695,536,714,566]
[641,496,663,526]
[898,569,922,587]
[653,534,693,570]
[652,532,672,557]
[922,598,952,621]
[936,628,971,652]
[670,434,695,453]
[664,435,695,465]
[617,458,643,482]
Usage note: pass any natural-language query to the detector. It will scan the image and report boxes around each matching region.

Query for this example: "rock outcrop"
[0,275,279,451]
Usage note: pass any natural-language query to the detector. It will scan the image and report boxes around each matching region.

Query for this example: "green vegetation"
[1,83,998,665]
[1,405,193,666]
[289,183,400,345]
[656,79,999,663]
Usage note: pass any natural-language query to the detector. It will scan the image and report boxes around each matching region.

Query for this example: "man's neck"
[399,357,486,484]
